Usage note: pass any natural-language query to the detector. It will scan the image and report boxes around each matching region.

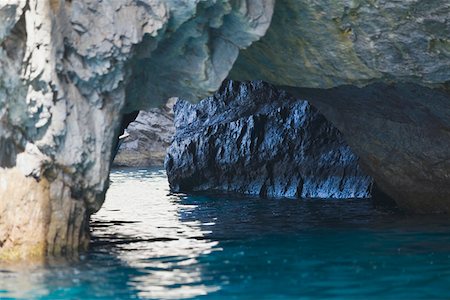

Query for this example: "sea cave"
[1,0,450,299]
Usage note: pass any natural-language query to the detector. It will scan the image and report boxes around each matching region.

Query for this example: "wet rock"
[166,81,373,199]
[114,99,175,167]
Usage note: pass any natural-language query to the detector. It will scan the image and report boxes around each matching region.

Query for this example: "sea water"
[2,168,450,299]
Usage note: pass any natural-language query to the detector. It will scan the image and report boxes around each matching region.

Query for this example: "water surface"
[2,168,450,299]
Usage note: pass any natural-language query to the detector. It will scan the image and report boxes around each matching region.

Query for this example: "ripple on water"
[2,167,450,299]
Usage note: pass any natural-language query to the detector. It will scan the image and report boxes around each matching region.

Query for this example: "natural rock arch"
[0,0,274,260]
[228,0,450,213]
[0,0,449,261]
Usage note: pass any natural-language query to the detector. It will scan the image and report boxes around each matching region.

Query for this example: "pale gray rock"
[0,0,274,261]
[166,81,373,199]
[114,99,175,167]
[231,0,450,88]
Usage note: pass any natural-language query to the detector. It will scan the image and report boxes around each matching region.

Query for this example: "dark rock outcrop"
[113,99,175,167]
[285,83,450,213]
[165,81,373,199]
[228,0,450,212]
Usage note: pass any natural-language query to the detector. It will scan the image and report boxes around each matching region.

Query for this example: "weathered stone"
[284,83,450,213]
[229,0,450,213]
[166,81,373,199]
[0,0,274,261]
[231,0,450,88]
[1,0,450,262]
[114,99,175,167]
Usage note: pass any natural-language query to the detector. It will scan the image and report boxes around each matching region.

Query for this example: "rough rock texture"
[113,99,175,167]
[229,0,450,213]
[1,0,450,261]
[0,0,274,260]
[231,0,450,88]
[286,84,450,213]
[166,81,373,199]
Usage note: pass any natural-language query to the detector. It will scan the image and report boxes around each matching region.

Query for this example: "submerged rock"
[166,81,373,199]
[114,99,175,167]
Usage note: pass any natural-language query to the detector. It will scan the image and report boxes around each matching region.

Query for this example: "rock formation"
[166,81,373,199]
[286,84,450,213]
[231,0,450,88]
[113,99,175,167]
[1,0,449,261]
[0,0,273,260]
[228,0,450,213]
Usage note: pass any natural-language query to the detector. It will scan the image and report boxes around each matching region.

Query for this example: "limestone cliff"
[1,0,450,262]
[0,0,273,260]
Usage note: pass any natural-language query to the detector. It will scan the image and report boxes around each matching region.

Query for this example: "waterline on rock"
[2,168,450,299]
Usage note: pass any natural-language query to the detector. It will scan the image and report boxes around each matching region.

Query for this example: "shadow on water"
[2,167,450,299]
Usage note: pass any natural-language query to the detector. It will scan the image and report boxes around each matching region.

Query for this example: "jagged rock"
[166,81,373,199]
[0,0,274,261]
[1,0,450,262]
[229,0,450,213]
[114,99,175,167]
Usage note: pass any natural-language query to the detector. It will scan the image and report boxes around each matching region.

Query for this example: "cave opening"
[1,1,450,297]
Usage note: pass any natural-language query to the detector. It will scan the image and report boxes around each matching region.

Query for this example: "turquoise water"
[2,168,450,299]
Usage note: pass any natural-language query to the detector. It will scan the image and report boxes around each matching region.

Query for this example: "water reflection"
[2,168,450,299]
[92,168,220,299]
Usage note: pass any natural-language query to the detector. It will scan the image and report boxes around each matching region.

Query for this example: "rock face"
[113,99,175,167]
[229,0,450,213]
[231,0,450,88]
[166,81,373,199]
[0,1,274,261]
[1,0,450,261]
[286,84,450,213]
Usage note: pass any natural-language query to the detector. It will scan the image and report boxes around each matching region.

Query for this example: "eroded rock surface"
[229,0,450,213]
[0,0,274,260]
[1,0,450,262]
[114,99,175,167]
[231,0,450,88]
[286,83,450,213]
[166,81,373,199]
